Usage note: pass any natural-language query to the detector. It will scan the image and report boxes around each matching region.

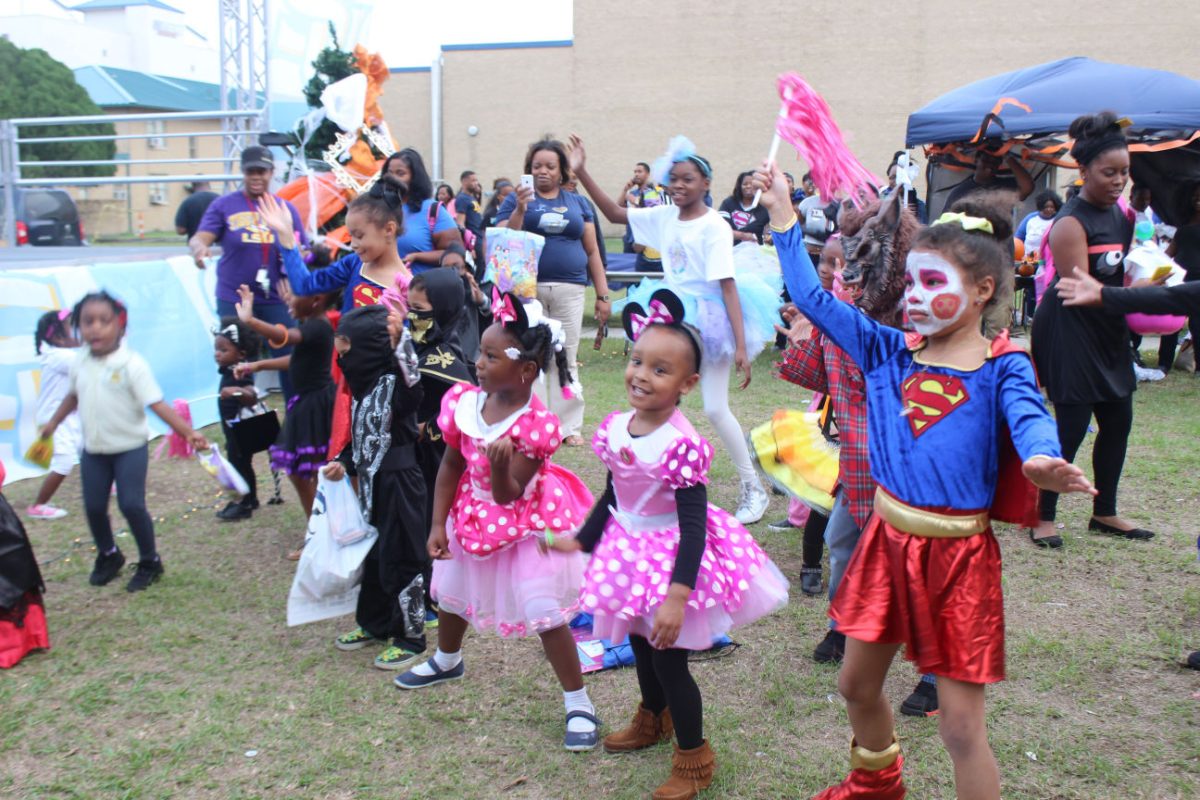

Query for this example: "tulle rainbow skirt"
[615,246,783,362]
[748,409,839,514]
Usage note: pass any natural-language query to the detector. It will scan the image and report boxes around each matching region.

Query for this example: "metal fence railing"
[1,108,266,246]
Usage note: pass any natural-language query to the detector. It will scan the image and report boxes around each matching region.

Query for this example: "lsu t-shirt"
[627,205,734,297]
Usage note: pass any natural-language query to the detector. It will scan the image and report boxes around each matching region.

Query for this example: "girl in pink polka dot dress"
[395,291,601,752]
[546,289,789,798]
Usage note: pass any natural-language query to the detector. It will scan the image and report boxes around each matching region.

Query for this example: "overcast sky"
[175,0,573,71]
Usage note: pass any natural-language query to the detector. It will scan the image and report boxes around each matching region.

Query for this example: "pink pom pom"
[774,73,879,207]
[164,399,195,458]
[380,265,412,316]
[561,385,575,400]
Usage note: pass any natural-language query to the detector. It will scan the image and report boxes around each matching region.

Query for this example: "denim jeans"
[824,489,863,628]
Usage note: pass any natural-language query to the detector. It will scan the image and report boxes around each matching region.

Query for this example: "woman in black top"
[1165,180,1200,373]
[717,171,770,244]
[1031,112,1152,545]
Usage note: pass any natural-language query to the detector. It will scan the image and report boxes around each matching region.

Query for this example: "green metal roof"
[73,66,258,112]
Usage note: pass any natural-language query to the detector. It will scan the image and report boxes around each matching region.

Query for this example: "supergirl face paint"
[904,251,968,336]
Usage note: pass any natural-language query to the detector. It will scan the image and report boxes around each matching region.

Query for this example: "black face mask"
[336,306,395,399]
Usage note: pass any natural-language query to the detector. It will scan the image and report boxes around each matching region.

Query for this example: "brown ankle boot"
[651,740,715,800]
[603,704,674,753]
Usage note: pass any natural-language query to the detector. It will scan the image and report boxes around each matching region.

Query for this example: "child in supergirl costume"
[395,291,600,752]
[756,163,1095,800]
[548,288,788,800]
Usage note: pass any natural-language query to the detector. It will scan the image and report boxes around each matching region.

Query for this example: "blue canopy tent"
[905,58,1200,219]
[906,57,1200,146]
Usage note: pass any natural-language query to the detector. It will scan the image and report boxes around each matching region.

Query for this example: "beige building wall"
[380,0,1200,237]
[381,69,433,160]
[71,113,224,237]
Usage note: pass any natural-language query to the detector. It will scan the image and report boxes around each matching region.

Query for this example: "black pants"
[356,457,430,653]
[80,447,157,561]
[1130,331,1179,373]
[802,509,829,569]
[1039,395,1133,520]
[629,634,703,750]
[221,422,257,503]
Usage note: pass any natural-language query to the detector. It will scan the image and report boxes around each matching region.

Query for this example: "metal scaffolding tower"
[218,0,270,175]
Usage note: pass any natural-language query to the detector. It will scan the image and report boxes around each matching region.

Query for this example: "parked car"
[0,188,85,246]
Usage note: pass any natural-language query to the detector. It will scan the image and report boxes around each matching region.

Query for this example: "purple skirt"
[269,382,335,476]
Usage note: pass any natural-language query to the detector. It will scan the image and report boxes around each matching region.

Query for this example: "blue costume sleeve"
[774,223,906,373]
[1015,212,1034,242]
[996,353,1062,461]
[283,248,355,296]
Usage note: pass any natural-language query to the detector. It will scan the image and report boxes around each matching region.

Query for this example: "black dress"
[269,317,336,476]
[1031,196,1134,405]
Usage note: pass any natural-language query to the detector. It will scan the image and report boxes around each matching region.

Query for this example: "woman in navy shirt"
[496,138,611,445]
[382,149,464,273]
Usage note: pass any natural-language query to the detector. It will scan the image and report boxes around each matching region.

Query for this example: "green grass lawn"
[2,344,1198,799]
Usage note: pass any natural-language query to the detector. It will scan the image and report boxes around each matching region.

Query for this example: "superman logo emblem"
[353,283,383,307]
[900,372,969,437]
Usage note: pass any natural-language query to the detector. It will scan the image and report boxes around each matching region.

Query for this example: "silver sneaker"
[734,480,770,524]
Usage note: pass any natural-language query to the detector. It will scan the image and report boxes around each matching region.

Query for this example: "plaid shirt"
[777,331,874,529]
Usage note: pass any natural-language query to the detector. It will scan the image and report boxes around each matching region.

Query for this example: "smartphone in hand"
[521,174,534,191]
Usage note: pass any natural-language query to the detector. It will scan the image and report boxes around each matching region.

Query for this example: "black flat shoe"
[1027,528,1063,549]
[1088,518,1155,540]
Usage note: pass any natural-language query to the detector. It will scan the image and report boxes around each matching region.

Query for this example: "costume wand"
[749,101,788,210]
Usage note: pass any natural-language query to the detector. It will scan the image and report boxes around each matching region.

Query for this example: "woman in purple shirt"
[189,146,307,395]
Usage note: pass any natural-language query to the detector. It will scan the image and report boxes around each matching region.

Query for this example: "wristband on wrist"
[543,530,556,547]
[769,215,800,234]
[268,323,289,349]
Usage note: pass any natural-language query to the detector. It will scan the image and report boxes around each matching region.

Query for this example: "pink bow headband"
[492,286,519,325]
[628,298,677,341]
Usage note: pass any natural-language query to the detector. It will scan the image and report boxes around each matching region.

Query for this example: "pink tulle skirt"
[580,508,790,651]
[431,518,585,638]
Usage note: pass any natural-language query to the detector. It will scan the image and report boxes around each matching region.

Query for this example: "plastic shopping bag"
[196,444,250,496]
[320,473,372,546]
[286,479,377,626]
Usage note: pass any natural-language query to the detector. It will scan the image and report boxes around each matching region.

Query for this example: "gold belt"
[873,489,988,538]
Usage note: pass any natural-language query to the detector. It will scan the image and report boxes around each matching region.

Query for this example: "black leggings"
[81,447,157,561]
[1039,395,1133,521]
[221,423,257,503]
[628,634,703,749]
[802,509,829,569]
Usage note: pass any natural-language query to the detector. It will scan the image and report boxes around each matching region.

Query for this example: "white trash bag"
[286,474,377,626]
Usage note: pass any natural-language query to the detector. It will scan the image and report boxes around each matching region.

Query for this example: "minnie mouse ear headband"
[650,135,713,186]
[621,288,703,370]
[211,322,240,344]
[492,287,566,360]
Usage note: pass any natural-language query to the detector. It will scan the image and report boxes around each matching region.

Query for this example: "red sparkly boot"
[811,735,905,799]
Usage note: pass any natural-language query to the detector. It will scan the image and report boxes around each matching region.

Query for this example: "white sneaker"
[27,504,68,520]
[734,480,770,525]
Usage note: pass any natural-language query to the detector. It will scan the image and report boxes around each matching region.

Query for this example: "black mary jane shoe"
[1027,528,1063,549]
[1087,518,1155,540]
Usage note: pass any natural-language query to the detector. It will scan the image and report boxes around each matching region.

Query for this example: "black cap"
[240,146,274,171]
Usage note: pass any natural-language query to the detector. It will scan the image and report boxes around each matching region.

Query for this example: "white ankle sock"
[564,687,595,733]
[411,648,461,676]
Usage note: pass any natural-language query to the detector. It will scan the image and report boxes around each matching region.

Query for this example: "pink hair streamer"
[155,399,195,459]
[774,73,879,206]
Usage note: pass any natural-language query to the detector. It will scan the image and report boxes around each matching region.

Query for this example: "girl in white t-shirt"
[570,134,776,523]
[41,291,208,592]
[27,310,81,520]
